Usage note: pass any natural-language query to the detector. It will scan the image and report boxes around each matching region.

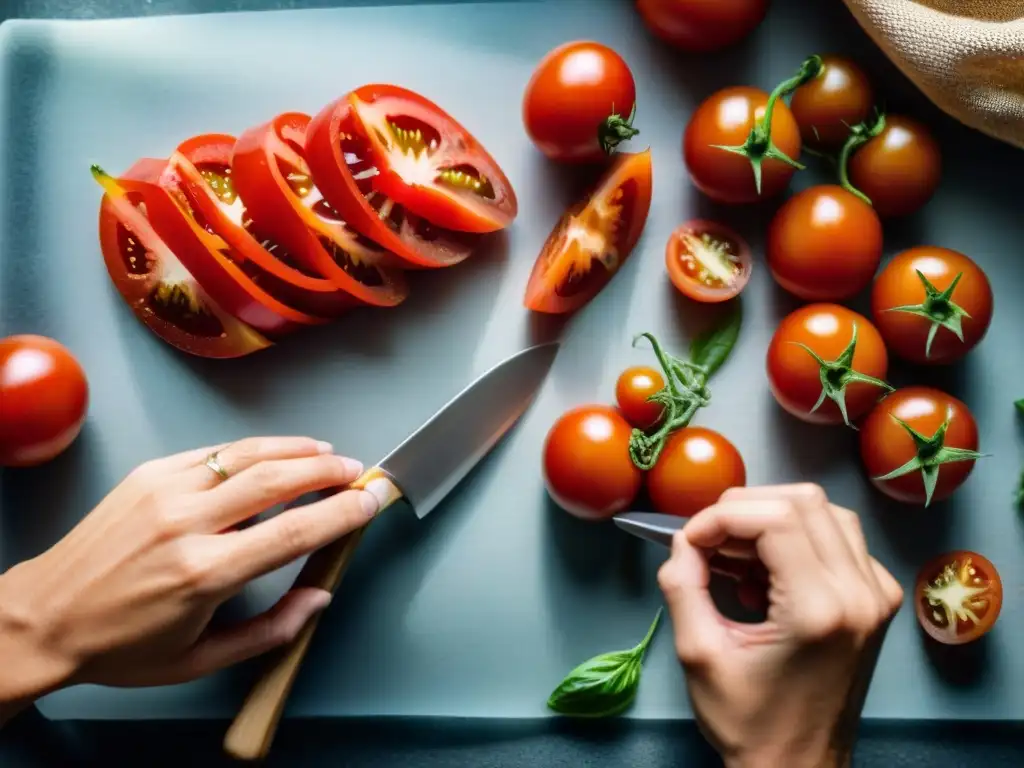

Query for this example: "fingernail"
[340,457,364,476]
[358,489,381,518]
[316,440,334,454]
[310,591,332,613]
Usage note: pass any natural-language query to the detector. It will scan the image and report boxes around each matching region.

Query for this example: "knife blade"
[613,511,687,548]
[224,341,559,761]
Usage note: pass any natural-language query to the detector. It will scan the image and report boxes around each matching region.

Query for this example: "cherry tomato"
[848,114,941,218]
[790,55,874,151]
[0,335,89,467]
[766,185,882,302]
[871,246,993,365]
[524,150,652,314]
[542,405,643,520]
[767,304,890,426]
[615,366,666,429]
[523,41,638,164]
[665,219,752,303]
[915,551,1002,646]
[646,427,746,517]
[635,0,769,53]
[684,86,802,204]
[860,387,981,507]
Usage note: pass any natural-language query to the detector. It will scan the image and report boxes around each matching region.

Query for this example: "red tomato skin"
[767,185,882,302]
[615,366,666,429]
[635,0,769,52]
[542,405,643,520]
[860,387,978,505]
[665,219,753,303]
[646,427,747,517]
[871,246,993,365]
[0,335,89,467]
[848,115,941,218]
[790,55,874,151]
[523,41,636,164]
[684,86,802,204]
[915,551,1002,646]
[767,304,889,425]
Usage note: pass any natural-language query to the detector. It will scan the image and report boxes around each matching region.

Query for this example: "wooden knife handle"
[223,468,403,762]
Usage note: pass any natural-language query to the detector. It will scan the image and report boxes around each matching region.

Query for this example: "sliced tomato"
[162,134,353,319]
[230,112,409,307]
[665,220,752,303]
[306,97,478,268]
[915,551,1002,645]
[524,149,653,314]
[94,161,271,359]
[346,84,517,233]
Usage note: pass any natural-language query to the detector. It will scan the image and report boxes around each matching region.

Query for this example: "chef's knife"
[224,342,559,761]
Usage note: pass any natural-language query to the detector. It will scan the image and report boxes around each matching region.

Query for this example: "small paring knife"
[223,342,559,762]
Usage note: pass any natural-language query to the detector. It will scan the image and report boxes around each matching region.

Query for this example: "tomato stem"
[882,270,970,360]
[836,109,887,205]
[599,102,640,156]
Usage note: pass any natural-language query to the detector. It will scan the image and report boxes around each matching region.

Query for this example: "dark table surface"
[2,0,1024,765]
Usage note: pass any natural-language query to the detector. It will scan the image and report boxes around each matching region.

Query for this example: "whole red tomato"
[523,41,638,164]
[860,387,982,507]
[871,246,993,365]
[684,86,802,204]
[767,185,882,301]
[790,55,874,151]
[615,366,666,429]
[0,335,89,467]
[543,405,643,520]
[646,427,746,517]
[767,304,891,427]
[915,551,1002,646]
[635,0,769,52]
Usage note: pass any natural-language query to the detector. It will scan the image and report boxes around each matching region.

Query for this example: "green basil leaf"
[690,301,743,378]
[1015,399,1024,418]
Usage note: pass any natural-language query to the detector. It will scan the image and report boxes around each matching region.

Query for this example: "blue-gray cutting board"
[2,0,1024,722]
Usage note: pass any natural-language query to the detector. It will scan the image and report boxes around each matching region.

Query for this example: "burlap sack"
[841,0,1024,149]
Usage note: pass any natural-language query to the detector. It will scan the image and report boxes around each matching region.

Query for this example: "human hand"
[0,436,382,708]
[657,484,903,768]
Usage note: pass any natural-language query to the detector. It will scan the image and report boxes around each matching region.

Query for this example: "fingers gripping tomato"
[915,551,1002,646]
[524,150,653,314]
[635,0,769,53]
[665,220,752,303]
[616,366,666,429]
[646,427,746,518]
[790,55,874,152]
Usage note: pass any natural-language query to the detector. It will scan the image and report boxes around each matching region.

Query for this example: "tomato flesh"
[646,427,746,517]
[615,366,666,429]
[849,115,941,218]
[915,551,1002,646]
[666,220,752,303]
[790,55,874,151]
[635,0,769,53]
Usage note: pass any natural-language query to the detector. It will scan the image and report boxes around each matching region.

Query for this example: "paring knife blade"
[613,511,687,548]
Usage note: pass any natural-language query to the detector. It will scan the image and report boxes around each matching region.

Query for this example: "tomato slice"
[230,112,409,307]
[665,220,752,303]
[915,551,1002,646]
[347,84,517,233]
[162,134,354,319]
[306,97,478,268]
[95,160,272,359]
[524,150,652,314]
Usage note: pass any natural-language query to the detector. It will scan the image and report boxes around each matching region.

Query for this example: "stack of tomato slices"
[93,84,517,358]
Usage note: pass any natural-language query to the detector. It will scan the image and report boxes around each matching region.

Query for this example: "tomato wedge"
[524,150,652,314]
[306,97,478,268]
[347,84,517,233]
[665,220,752,303]
[230,112,408,307]
[94,161,271,359]
[162,134,353,319]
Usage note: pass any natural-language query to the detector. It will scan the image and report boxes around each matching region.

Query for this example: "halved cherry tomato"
[790,55,874,152]
[665,220,752,303]
[524,150,653,314]
[683,86,802,204]
[615,366,665,429]
[646,427,746,517]
[0,335,89,467]
[543,405,643,520]
[766,185,882,302]
[915,551,1002,646]
[523,41,638,164]
[230,112,408,307]
[871,246,993,365]
[95,161,271,359]
[306,97,478,268]
[860,386,982,507]
[635,0,769,53]
[347,84,517,233]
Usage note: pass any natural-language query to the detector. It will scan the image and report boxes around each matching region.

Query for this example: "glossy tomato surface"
[524,150,652,314]
[635,0,769,52]
[0,335,89,467]
[767,304,889,425]
[348,84,517,233]
[848,115,941,218]
[523,41,637,164]
[543,405,643,520]
[860,387,979,505]
[790,55,874,151]
[684,86,802,204]
[665,219,752,303]
[615,366,666,429]
[646,427,746,517]
[767,185,882,301]
[871,246,993,365]
[915,551,1002,646]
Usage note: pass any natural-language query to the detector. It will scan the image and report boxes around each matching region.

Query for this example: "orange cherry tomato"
[790,55,874,151]
[665,220,752,303]
[635,0,769,53]
[915,551,1002,646]
[646,427,746,517]
[615,366,666,429]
